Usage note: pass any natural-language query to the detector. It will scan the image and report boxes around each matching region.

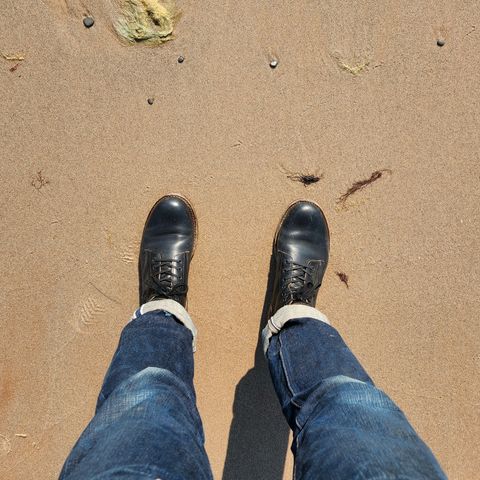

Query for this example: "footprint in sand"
[71,296,107,333]
[120,241,140,265]
[0,435,11,456]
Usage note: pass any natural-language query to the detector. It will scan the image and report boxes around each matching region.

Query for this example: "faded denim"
[60,311,446,480]
[266,318,447,480]
[59,312,212,480]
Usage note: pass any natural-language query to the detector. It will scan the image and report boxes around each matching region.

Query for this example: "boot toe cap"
[276,201,329,260]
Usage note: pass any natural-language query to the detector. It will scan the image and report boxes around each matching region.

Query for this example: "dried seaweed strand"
[338,169,392,204]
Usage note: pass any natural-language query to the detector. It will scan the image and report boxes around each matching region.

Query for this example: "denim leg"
[59,311,213,480]
[267,317,447,480]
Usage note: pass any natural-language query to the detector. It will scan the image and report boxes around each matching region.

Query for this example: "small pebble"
[437,39,445,47]
[269,59,279,69]
[83,17,95,28]
[147,98,154,105]
[177,55,185,64]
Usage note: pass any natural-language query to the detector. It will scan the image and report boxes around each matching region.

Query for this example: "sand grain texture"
[1,1,479,478]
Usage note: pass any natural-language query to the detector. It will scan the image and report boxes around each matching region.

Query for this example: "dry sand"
[1,1,479,478]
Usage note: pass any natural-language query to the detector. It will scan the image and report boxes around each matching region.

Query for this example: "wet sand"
[1,1,479,478]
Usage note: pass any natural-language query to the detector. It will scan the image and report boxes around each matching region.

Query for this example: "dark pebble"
[437,39,445,47]
[147,98,154,105]
[269,59,279,69]
[83,17,95,28]
[178,55,185,64]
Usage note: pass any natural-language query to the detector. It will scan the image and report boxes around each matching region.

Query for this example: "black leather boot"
[139,195,197,306]
[270,201,329,315]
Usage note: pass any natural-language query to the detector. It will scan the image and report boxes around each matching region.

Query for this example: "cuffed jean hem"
[262,304,330,354]
[131,299,198,352]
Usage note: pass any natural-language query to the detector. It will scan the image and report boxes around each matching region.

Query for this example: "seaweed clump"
[115,0,178,46]
[280,166,324,187]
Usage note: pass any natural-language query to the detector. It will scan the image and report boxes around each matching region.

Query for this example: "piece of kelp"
[115,0,178,46]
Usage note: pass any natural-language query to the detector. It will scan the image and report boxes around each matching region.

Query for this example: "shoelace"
[281,261,319,304]
[149,258,187,298]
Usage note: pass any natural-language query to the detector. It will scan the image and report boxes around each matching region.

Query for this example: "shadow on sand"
[222,255,290,480]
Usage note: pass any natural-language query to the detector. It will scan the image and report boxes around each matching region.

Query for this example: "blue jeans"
[60,312,446,479]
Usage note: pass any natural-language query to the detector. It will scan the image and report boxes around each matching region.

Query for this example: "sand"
[1,0,479,478]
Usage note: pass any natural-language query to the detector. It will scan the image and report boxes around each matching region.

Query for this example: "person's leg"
[264,201,446,479]
[60,306,211,480]
[60,195,212,480]
[265,311,446,479]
